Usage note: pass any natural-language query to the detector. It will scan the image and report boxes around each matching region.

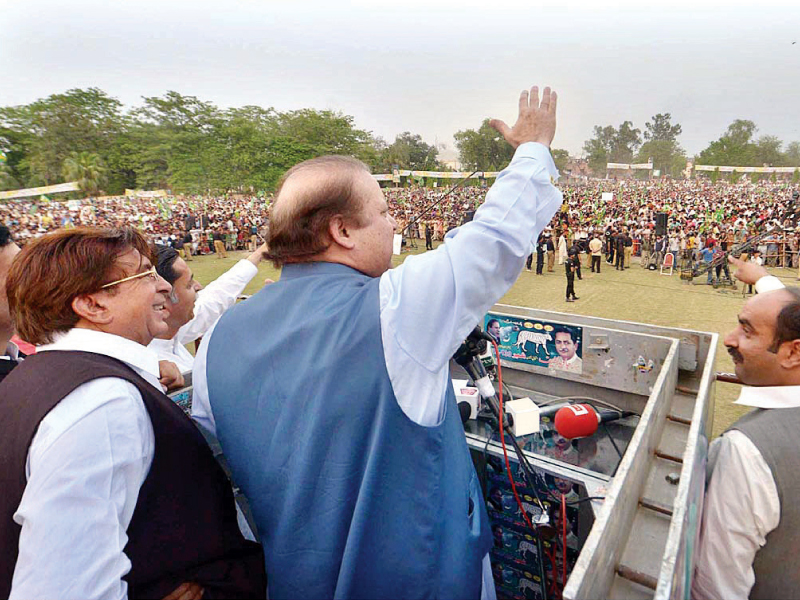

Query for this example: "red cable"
[547,544,559,598]
[491,339,537,534]
[561,492,568,591]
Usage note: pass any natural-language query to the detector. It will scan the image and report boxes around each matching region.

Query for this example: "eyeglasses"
[100,266,160,289]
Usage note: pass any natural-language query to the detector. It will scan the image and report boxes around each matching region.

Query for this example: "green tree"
[698,119,759,167]
[635,114,686,176]
[0,162,18,191]
[582,122,641,175]
[643,113,682,142]
[754,135,782,166]
[379,132,440,171]
[62,151,107,196]
[0,88,125,187]
[454,119,514,170]
[551,149,570,174]
[785,142,800,167]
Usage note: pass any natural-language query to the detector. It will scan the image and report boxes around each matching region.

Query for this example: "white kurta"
[10,329,161,600]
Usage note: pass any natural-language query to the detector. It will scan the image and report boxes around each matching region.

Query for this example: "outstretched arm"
[380,86,562,426]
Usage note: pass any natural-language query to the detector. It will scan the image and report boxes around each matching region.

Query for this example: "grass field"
[188,243,800,438]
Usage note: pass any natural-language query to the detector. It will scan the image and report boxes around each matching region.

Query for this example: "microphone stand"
[454,327,551,598]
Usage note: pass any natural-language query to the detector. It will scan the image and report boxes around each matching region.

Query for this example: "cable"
[565,495,605,505]
[561,493,568,592]
[599,420,624,479]
[538,395,626,413]
[493,339,540,532]
[546,544,559,598]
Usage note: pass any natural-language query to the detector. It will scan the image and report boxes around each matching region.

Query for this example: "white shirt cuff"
[755,275,785,294]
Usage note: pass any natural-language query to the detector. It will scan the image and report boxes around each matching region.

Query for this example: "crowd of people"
[4,179,800,276]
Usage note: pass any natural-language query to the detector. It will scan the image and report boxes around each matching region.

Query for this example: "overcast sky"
[2,0,799,159]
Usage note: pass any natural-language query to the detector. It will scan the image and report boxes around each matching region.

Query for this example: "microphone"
[453,326,497,400]
[458,401,472,425]
[553,404,634,439]
[453,326,510,428]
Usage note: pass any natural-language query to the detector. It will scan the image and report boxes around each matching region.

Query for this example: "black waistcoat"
[0,350,265,599]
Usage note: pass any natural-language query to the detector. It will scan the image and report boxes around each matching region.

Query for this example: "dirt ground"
[189,242,799,437]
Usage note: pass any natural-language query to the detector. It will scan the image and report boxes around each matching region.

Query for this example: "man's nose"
[156,275,172,294]
[723,330,736,348]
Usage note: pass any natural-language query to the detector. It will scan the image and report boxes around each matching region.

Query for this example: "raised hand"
[490,86,557,149]
[728,255,769,285]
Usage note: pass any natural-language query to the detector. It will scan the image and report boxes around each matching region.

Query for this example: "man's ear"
[780,339,800,370]
[328,215,356,250]
[71,293,114,325]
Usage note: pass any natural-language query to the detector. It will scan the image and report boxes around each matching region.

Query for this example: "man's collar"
[38,328,161,380]
[735,385,800,409]
[280,261,371,281]
[2,340,20,361]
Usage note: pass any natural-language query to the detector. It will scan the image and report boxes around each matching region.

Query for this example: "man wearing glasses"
[0,227,265,600]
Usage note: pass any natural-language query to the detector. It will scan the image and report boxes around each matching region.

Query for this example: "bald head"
[266,155,371,267]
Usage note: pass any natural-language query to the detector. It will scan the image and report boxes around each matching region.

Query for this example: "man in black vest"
[693,256,800,599]
[0,227,265,599]
[0,225,22,383]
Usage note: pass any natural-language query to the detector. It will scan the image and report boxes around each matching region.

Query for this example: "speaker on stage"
[655,213,668,236]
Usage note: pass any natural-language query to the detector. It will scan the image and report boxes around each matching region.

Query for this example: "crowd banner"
[375,170,499,181]
[125,188,169,198]
[606,162,653,171]
[0,181,80,201]
[694,165,798,174]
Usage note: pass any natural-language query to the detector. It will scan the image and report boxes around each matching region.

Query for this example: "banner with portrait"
[484,313,583,374]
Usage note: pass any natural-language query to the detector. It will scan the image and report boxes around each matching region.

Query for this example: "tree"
[697,119,759,167]
[636,140,686,177]
[0,162,18,191]
[0,88,125,187]
[551,149,570,174]
[644,113,682,142]
[725,120,757,147]
[379,132,440,171]
[454,119,514,170]
[582,122,641,175]
[754,135,782,166]
[635,114,686,177]
[611,121,642,163]
[62,151,107,196]
[785,142,800,167]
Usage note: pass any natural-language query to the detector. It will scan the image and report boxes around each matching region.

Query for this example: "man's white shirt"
[10,328,160,600]
[692,273,791,600]
[149,258,258,372]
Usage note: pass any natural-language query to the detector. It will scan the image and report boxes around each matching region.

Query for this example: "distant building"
[562,158,592,182]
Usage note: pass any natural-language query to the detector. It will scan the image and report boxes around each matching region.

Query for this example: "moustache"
[727,347,744,363]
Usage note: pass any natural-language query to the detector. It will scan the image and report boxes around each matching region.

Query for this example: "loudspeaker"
[655,213,668,236]
[462,210,476,225]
